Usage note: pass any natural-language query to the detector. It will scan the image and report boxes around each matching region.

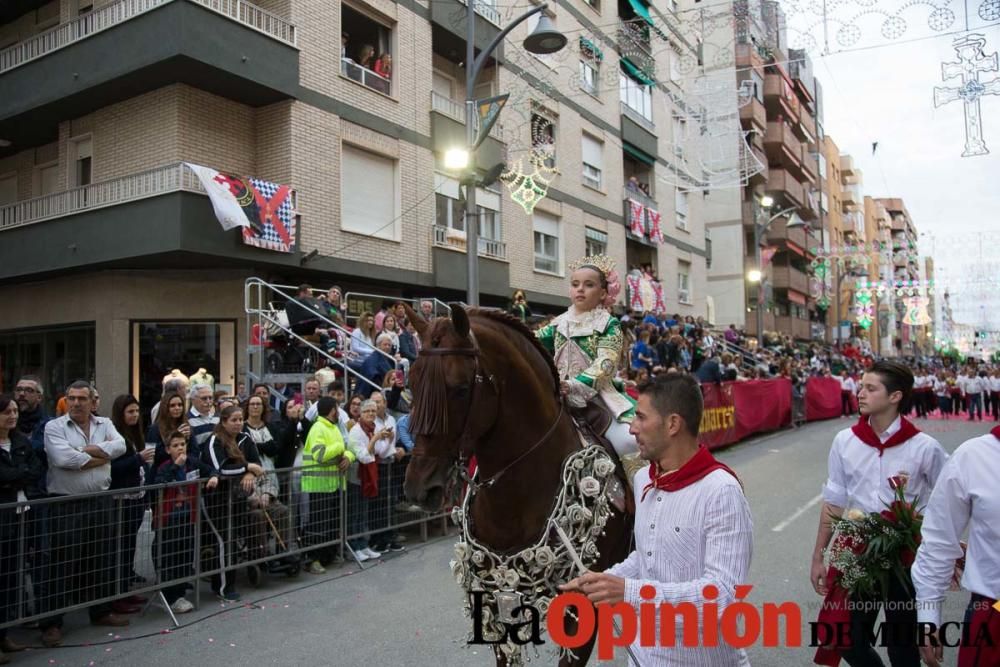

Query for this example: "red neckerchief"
[360,419,375,438]
[851,416,920,457]
[959,596,1000,667]
[991,425,1000,441]
[640,446,740,501]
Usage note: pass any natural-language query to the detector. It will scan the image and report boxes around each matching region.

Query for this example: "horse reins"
[417,341,564,491]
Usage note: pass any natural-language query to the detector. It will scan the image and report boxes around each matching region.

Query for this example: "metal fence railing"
[431,225,508,261]
[0,462,448,631]
[341,58,391,95]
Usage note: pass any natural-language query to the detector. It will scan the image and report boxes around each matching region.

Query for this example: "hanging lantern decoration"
[855,289,875,330]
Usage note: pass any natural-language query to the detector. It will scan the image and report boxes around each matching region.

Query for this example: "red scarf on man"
[640,446,740,502]
[358,420,380,498]
[851,415,920,457]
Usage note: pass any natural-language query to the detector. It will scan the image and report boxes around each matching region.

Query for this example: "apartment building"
[875,197,926,355]
[703,0,823,342]
[0,0,707,406]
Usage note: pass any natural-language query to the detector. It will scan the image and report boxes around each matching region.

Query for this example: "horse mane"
[469,308,560,397]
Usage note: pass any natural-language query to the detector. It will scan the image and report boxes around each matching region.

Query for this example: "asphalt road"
[6,414,982,666]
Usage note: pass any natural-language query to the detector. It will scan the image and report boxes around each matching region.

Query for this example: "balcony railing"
[0,162,206,231]
[620,102,655,133]
[772,265,809,294]
[0,0,296,73]
[431,225,507,261]
[622,186,657,209]
[342,59,391,95]
[455,0,502,26]
[430,91,504,140]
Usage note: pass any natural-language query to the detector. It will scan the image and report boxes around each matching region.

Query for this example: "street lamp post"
[462,1,566,306]
[749,196,805,346]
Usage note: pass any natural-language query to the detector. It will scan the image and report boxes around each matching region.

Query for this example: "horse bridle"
[417,340,564,491]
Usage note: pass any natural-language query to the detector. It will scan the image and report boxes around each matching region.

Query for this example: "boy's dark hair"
[317,396,338,418]
[167,430,188,444]
[637,374,703,438]
[867,360,914,412]
[327,380,345,394]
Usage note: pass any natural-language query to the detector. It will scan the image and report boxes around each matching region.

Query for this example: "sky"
[787,6,1000,329]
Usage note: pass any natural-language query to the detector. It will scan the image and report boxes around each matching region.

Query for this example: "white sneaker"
[170,597,194,614]
[362,547,381,559]
[353,549,370,563]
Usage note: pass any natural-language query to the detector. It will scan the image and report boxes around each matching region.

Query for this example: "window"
[533,211,560,273]
[581,133,603,189]
[584,0,600,10]
[752,70,764,102]
[619,72,653,123]
[70,137,92,188]
[675,188,689,230]
[677,260,691,303]
[435,193,465,231]
[434,176,501,241]
[820,191,829,213]
[37,164,59,196]
[0,174,16,205]
[579,59,599,96]
[531,110,557,168]
[341,144,399,240]
[585,227,607,257]
[340,5,393,95]
[0,323,95,415]
[669,47,682,83]
[672,115,686,158]
[818,153,827,179]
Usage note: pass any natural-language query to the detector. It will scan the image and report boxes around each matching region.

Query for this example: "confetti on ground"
[229,643,236,647]
[208,638,214,642]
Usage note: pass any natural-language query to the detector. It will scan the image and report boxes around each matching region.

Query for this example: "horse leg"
[556,609,598,667]
[492,645,510,667]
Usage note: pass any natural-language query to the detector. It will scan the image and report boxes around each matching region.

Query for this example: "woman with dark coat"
[109,395,155,612]
[0,394,44,659]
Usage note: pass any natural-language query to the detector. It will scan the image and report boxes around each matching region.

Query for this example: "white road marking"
[771,493,823,532]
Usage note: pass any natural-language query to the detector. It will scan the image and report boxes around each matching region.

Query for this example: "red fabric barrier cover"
[699,379,792,450]
[806,377,843,421]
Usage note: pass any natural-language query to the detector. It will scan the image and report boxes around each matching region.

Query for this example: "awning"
[787,290,807,305]
[621,57,655,87]
[579,36,603,61]
[627,0,654,26]
[623,142,655,165]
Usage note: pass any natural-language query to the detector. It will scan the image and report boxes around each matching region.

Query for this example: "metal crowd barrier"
[0,462,450,630]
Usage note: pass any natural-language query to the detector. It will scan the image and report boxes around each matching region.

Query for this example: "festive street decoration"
[855,289,875,330]
[903,296,933,326]
[934,33,1000,157]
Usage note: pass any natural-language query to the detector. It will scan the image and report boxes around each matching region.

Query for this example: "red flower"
[888,475,905,490]
[900,548,916,568]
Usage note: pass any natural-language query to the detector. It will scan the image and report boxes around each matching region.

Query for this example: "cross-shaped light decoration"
[934,33,1000,156]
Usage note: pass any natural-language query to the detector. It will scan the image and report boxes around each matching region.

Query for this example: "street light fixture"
[461,2,566,306]
[751,196,808,345]
[444,148,470,170]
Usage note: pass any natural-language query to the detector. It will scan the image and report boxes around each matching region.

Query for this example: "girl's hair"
[157,390,187,443]
[111,394,145,455]
[213,405,246,464]
[242,394,271,425]
[0,394,13,420]
[358,311,375,339]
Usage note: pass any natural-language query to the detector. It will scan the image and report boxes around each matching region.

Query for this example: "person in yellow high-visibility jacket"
[301,396,354,574]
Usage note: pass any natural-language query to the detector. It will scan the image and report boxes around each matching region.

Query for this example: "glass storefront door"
[0,323,96,413]
[131,321,236,420]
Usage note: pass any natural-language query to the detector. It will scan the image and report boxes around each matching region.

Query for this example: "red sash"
[959,595,1000,667]
[851,416,921,457]
[640,446,740,501]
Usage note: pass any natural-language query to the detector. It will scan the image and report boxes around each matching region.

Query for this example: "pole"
[754,204,763,346]
[465,0,479,306]
[835,263,841,347]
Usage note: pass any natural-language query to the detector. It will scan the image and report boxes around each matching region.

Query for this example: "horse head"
[402,303,500,511]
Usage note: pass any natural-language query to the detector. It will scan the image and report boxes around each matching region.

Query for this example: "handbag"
[359,461,379,498]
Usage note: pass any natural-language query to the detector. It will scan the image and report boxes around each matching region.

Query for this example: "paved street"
[6,415,982,666]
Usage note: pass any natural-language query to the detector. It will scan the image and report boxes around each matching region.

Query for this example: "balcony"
[774,315,812,340]
[772,265,809,294]
[766,168,805,209]
[745,144,768,185]
[801,145,818,182]
[796,111,817,142]
[0,162,297,281]
[342,59,391,95]
[622,186,657,210]
[764,122,802,170]
[0,0,298,157]
[766,214,808,249]
[617,19,654,77]
[431,224,507,261]
[430,91,504,168]
[735,43,766,72]
[763,73,799,123]
[799,190,818,221]
[740,98,767,132]
[841,182,861,209]
[840,154,857,177]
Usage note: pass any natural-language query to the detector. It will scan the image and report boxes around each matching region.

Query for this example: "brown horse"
[402,303,632,666]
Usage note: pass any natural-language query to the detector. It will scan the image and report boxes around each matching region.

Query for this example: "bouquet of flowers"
[826,474,922,600]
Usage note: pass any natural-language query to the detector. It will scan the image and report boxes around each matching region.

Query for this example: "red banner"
[698,379,792,450]
[805,376,843,421]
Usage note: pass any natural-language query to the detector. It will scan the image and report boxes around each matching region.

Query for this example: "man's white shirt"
[822,417,948,514]
[606,467,753,666]
[913,432,1000,626]
[838,376,857,393]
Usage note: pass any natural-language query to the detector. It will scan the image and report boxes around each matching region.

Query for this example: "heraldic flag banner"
[185,163,298,253]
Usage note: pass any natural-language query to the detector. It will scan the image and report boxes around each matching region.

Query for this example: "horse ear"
[450,303,470,339]
[402,302,427,337]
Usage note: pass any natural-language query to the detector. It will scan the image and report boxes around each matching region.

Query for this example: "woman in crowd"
[109,395,155,613]
[397,318,419,365]
[148,391,190,469]
[508,289,531,324]
[373,53,392,79]
[345,400,395,562]
[379,314,401,352]
[279,398,310,533]
[358,44,375,70]
[344,395,363,432]
[535,254,636,457]
[200,406,263,602]
[0,394,44,661]
[349,311,377,372]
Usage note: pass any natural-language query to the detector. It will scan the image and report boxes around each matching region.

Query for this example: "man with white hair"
[187,383,219,458]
